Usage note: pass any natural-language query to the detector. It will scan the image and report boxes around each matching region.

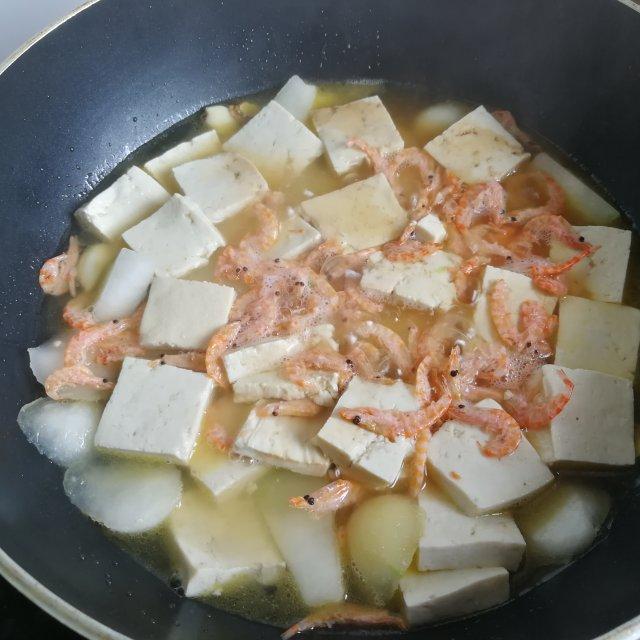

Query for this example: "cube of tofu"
[172,152,268,223]
[473,266,557,344]
[414,213,447,244]
[223,101,323,184]
[314,377,416,487]
[516,482,611,566]
[417,485,525,572]
[273,75,317,122]
[140,277,235,351]
[168,486,284,597]
[92,248,155,322]
[265,208,322,260]
[75,166,170,240]
[427,399,553,515]
[312,96,404,175]
[399,567,509,626]
[94,357,213,464]
[300,174,408,252]
[531,153,619,225]
[549,226,631,303]
[122,194,225,277]
[189,444,268,501]
[233,410,330,476]
[360,250,460,312]
[232,370,339,407]
[540,364,634,466]
[143,130,221,191]
[554,296,640,379]
[425,106,529,184]
[222,324,337,384]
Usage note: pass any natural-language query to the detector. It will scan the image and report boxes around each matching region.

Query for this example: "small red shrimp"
[488,280,519,348]
[303,240,344,273]
[452,181,507,231]
[289,479,366,517]
[414,355,433,404]
[44,365,114,401]
[504,369,574,430]
[382,238,438,262]
[529,243,599,295]
[62,293,97,329]
[205,423,234,453]
[491,110,537,150]
[95,330,147,365]
[281,603,407,640]
[518,300,557,355]
[408,426,431,498]
[39,236,80,296]
[355,321,412,377]
[508,174,565,224]
[447,404,522,458]
[454,255,491,303]
[512,214,585,254]
[346,341,389,381]
[284,347,354,390]
[204,322,242,387]
[157,351,207,372]
[257,398,323,418]
[342,285,384,315]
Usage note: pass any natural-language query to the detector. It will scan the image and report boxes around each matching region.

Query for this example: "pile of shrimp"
[37,110,589,639]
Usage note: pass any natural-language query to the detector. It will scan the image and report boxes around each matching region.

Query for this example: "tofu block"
[223,100,323,184]
[549,226,631,303]
[554,295,640,379]
[173,151,268,223]
[414,102,469,141]
[233,410,330,476]
[425,106,529,184]
[143,130,221,191]
[75,166,170,240]
[273,75,317,122]
[300,174,408,252]
[92,248,155,322]
[415,213,447,244]
[266,208,322,260]
[312,96,404,175]
[94,357,213,464]
[532,152,619,225]
[168,486,284,597]
[361,250,460,312]
[222,324,337,384]
[473,266,557,343]
[427,399,553,515]
[417,485,525,572]
[400,567,509,626]
[189,444,268,501]
[232,370,339,407]
[540,364,634,466]
[122,194,225,277]
[140,277,235,351]
[314,377,416,487]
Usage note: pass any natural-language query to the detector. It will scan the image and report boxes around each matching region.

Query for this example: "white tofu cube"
[549,226,631,303]
[232,370,339,407]
[425,105,529,183]
[94,357,213,464]
[427,399,553,515]
[473,266,557,344]
[314,377,416,487]
[172,152,268,223]
[300,174,408,252]
[92,248,155,322]
[312,95,404,175]
[75,166,170,240]
[223,100,323,184]
[140,277,235,351]
[273,75,317,122]
[415,213,447,243]
[414,102,469,141]
[400,567,509,626]
[516,482,611,566]
[233,410,330,476]
[266,208,322,260]
[417,485,525,572]
[540,364,634,466]
[189,444,268,501]
[168,486,284,597]
[361,250,460,312]
[222,324,337,384]
[554,296,640,379]
[143,130,221,191]
[531,153,619,225]
[122,194,225,278]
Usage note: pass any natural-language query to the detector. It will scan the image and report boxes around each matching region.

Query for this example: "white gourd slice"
[63,457,182,534]
[28,333,70,385]
[77,243,119,292]
[18,398,101,467]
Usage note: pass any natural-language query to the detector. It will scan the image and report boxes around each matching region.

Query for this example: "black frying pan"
[1,0,639,638]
